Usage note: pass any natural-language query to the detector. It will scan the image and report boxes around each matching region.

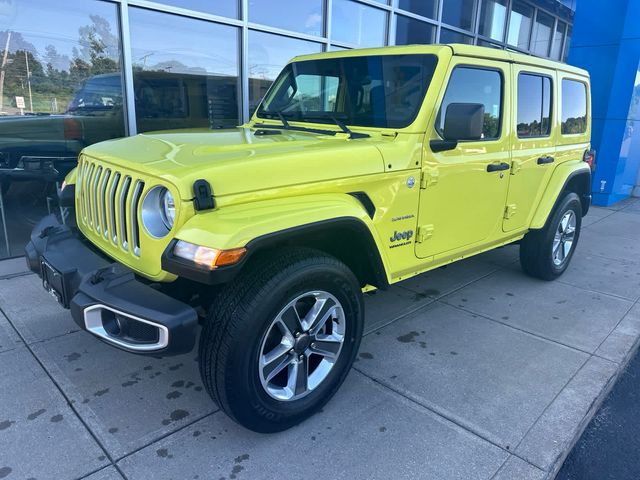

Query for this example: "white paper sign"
[15,96,25,109]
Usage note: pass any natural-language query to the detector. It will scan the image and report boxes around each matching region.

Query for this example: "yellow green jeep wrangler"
[25,44,594,433]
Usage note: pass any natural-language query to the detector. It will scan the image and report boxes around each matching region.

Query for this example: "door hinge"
[416,225,434,243]
[420,169,439,189]
[504,204,517,219]
[511,160,522,175]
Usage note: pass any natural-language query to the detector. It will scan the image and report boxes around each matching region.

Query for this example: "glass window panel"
[331,0,387,47]
[0,0,124,259]
[150,0,237,19]
[561,79,587,134]
[397,0,437,19]
[478,0,507,42]
[517,74,552,137]
[439,28,474,45]
[507,1,533,50]
[395,15,435,45]
[438,67,502,139]
[249,0,323,36]
[530,11,554,56]
[441,0,476,31]
[478,39,503,49]
[550,21,566,60]
[563,25,572,62]
[129,8,240,132]
[258,54,438,128]
[248,31,321,114]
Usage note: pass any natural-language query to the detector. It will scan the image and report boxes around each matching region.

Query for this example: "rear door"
[503,66,556,232]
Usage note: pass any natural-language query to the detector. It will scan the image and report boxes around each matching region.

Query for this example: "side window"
[437,66,502,140]
[561,79,587,134]
[517,73,552,137]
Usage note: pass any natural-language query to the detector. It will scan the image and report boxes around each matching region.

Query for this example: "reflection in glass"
[396,16,435,45]
[507,1,533,49]
[397,0,437,19]
[478,0,507,42]
[439,28,474,45]
[531,11,554,56]
[563,26,572,62]
[249,0,323,36]
[0,0,124,258]
[550,21,566,60]
[248,31,321,114]
[151,0,237,19]
[331,0,387,47]
[561,79,586,134]
[517,74,552,137]
[129,8,240,132]
[441,0,476,31]
[438,67,502,139]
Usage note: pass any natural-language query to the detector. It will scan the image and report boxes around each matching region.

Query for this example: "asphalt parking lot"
[1,199,640,480]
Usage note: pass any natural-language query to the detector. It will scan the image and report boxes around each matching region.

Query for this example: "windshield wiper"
[275,110,290,128]
[328,116,369,139]
[254,110,339,136]
[302,114,370,139]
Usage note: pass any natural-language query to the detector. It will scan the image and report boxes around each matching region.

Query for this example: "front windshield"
[257,54,438,129]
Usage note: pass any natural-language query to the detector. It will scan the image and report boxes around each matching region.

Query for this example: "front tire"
[520,192,582,280]
[199,247,364,433]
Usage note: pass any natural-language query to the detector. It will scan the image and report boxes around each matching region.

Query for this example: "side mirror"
[430,102,485,153]
[443,102,484,141]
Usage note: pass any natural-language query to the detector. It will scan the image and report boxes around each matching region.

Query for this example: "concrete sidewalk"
[1,199,639,480]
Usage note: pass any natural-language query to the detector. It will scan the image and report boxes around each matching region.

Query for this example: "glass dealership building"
[0,0,579,259]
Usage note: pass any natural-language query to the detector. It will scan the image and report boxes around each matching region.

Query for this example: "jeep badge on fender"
[25,44,592,433]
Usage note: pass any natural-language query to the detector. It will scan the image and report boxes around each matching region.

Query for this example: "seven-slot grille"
[77,157,145,257]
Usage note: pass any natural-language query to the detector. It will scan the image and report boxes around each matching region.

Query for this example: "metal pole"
[0,31,12,113]
[0,182,10,257]
[25,50,33,113]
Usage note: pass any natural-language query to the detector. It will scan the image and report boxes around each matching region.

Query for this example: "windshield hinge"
[420,169,439,189]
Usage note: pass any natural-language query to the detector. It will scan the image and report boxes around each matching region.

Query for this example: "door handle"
[537,155,555,165]
[487,162,510,172]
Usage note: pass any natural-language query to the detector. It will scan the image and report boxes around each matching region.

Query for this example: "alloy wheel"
[258,291,346,401]
[552,210,576,266]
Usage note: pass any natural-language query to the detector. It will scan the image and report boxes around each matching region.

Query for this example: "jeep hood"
[82,127,386,199]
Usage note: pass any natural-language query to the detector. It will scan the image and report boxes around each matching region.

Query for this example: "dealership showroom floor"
[1,200,639,480]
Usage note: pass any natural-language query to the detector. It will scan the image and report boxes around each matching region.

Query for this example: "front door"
[503,66,556,232]
[415,58,511,259]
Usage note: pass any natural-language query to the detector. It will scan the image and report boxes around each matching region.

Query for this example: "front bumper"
[25,215,198,356]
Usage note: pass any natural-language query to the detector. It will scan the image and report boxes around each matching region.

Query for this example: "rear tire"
[520,192,582,280]
[198,247,364,433]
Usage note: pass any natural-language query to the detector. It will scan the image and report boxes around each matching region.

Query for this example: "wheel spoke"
[302,296,336,333]
[563,240,572,259]
[309,337,341,360]
[262,344,294,382]
[289,356,308,396]
[279,305,302,337]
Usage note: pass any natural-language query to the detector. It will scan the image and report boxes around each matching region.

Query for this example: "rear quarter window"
[561,79,587,134]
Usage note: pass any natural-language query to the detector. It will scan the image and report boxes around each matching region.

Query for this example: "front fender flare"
[164,193,390,287]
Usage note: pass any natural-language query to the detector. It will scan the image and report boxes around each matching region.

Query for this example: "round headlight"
[161,189,175,229]
[141,186,176,238]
